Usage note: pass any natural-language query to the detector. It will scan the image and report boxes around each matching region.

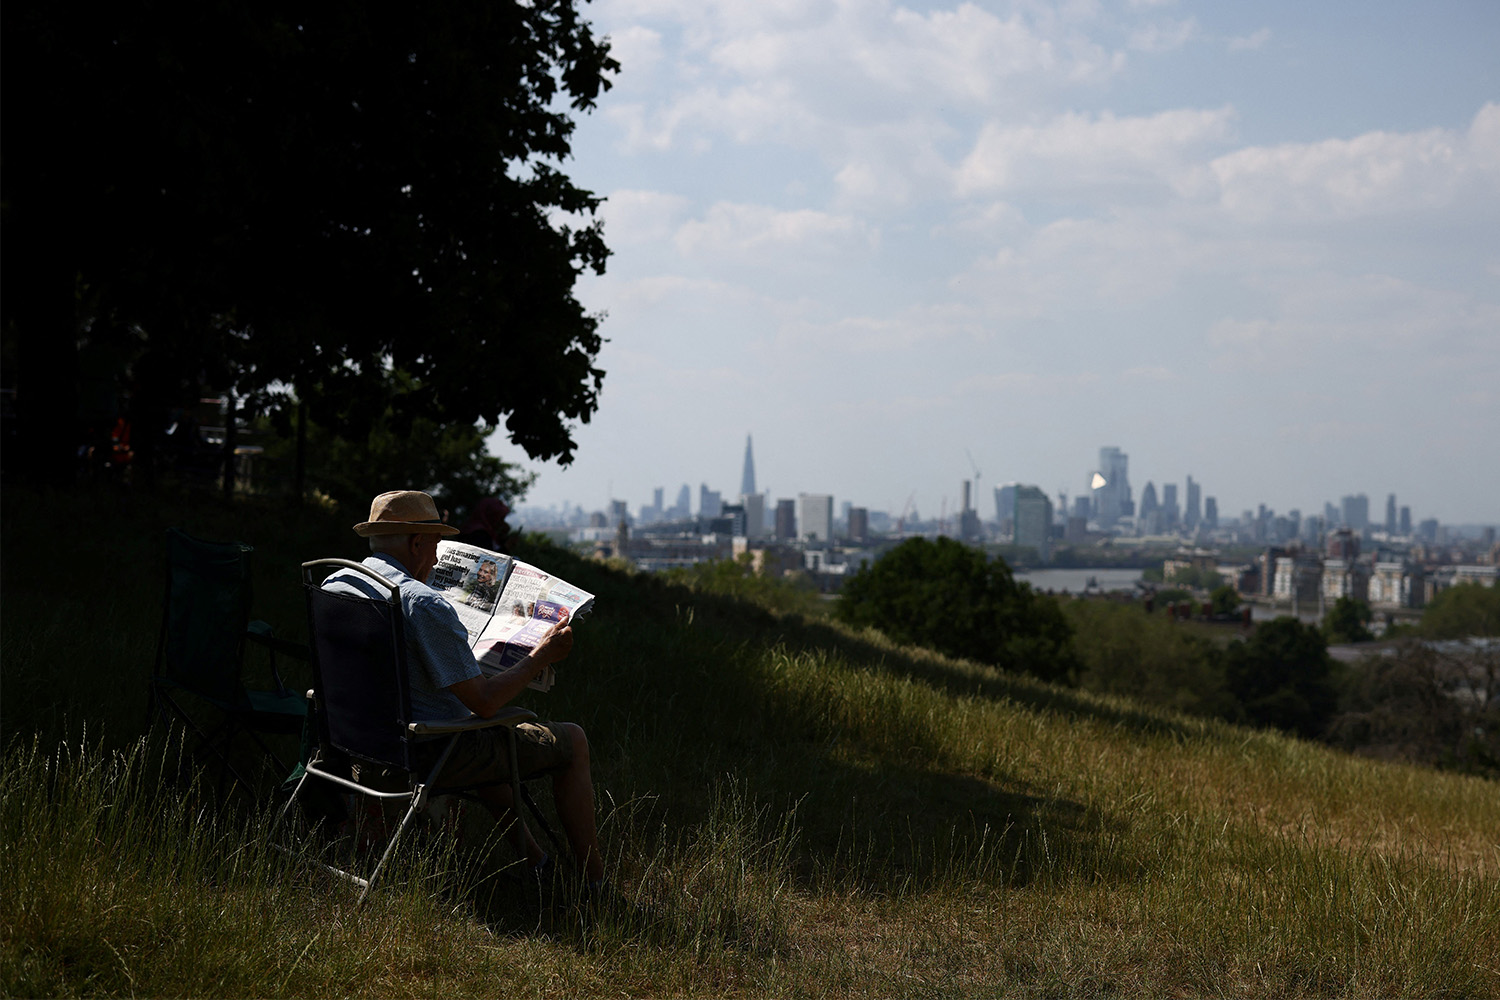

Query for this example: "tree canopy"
[837,537,1077,684]
[2,0,617,482]
[1420,583,1500,639]
[1322,596,1374,645]
[1224,617,1338,738]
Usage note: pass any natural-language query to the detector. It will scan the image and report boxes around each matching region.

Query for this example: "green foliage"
[1322,595,1374,644]
[1141,565,1165,583]
[1168,564,1224,590]
[1066,600,1235,718]
[1420,583,1500,638]
[838,537,1077,684]
[257,411,534,517]
[1155,587,1194,605]
[1224,617,1339,738]
[1210,585,1240,615]
[6,0,618,481]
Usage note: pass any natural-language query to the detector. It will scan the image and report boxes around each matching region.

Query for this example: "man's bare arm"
[447,623,573,718]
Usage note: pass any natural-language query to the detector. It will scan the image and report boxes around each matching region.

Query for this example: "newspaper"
[426,540,594,692]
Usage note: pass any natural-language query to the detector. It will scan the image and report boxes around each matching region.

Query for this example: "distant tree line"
[838,541,1500,778]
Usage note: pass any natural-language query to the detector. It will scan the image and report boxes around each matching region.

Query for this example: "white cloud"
[1128,17,1196,53]
[955,107,1235,196]
[1211,103,1500,221]
[674,201,879,261]
[1228,27,1271,51]
[599,189,690,246]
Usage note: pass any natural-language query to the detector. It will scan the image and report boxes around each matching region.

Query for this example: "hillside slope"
[3,487,1497,998]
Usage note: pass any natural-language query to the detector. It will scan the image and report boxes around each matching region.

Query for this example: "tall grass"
[4,485,1499,996]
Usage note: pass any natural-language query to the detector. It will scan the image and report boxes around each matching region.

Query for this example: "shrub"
[836,537,1077,684]
[1224,617,1338,738]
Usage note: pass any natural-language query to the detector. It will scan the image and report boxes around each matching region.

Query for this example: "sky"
[489,0,1500,526]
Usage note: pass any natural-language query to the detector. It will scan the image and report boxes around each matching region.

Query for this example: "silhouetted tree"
[2,1,616,484]
[838,537,1077,684]
[1224,617,1338,738]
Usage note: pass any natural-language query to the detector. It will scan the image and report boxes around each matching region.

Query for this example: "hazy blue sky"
[490,0,1500,525]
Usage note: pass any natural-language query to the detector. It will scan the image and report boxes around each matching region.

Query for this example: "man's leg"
[476,784,546,866]
[551,722,604,883]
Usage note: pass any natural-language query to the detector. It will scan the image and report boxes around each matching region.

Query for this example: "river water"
[1012,568,1144,593]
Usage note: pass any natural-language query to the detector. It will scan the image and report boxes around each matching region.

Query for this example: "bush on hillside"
[1421,583,1500,639]
[837,537,1077,684]
[1066,600,1235,717]
[1224,617,1339,738]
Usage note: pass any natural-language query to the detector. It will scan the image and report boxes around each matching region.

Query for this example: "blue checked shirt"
[322,553,480,720]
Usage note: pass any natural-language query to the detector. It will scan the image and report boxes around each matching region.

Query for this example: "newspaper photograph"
[426,541,514,642]
[429,540,595,693]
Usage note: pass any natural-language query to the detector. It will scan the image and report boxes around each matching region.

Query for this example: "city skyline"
[488,0,1500,525]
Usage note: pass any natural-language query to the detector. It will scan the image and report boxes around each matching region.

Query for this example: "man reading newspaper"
[322,490,604,889]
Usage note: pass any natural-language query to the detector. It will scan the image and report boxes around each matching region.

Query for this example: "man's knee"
[561,722,590,768]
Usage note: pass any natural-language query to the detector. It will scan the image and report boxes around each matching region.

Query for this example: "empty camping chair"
[278,558,557,905]
[149,527,307,791]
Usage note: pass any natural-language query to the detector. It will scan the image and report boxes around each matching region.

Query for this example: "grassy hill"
[3,486,1497,997]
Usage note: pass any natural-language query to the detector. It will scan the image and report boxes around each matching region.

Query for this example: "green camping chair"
[148,527,308,791]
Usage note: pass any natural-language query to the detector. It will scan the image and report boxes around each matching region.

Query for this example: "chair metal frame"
[277,558,555,905]
[148,527,307,792]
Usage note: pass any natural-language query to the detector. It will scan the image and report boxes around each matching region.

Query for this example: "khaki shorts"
[416,721,576,787]
[351,722,576,791]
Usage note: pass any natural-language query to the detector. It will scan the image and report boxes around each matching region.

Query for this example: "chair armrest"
[408,706,537,736]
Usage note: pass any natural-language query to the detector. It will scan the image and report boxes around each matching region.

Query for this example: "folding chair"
[148,527,307,791]
[277,558,556,906]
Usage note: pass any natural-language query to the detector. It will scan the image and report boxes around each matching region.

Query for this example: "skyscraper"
[775,499,796,540]
[699,484,722,519]
[1341,494,1370,532]
[740,435,756,498]
[1014,485,1053,560]
[1094,447,1132,528]
[1204,496,1218,530]
[1162,483,1179,530]
[1185,476,1201,530]
[1385,493,1397,533]
[799,493,833,543]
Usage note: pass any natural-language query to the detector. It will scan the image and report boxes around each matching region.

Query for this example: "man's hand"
[531,622,573,666]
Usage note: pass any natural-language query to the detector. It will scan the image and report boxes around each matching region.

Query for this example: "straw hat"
[353,491,460,537]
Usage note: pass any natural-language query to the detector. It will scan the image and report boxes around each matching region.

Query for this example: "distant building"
[1162,483,1180,531]
[741,492,767,539]
[848,506,870,544]
[994,483,1018,536]
[775,499,797,541]
[1274,555,1323,606]
[1399,506,1412,535]
[1014,485,1053,560]
[699,484,722,519]
[1384,493,1397,534]
[959,479,982,541]
[1322,558,1370,604]
[1204,497,1218,530]
[799,493,833,544]
[1341,494,1369,532]
[609,499,629,528]
[1327,527,1360,561]
[1370,558,1423,608]
[716,503,747,537]
[673,484,692,520]
[1094,446,1132,528]
[740,435,757,497]
[1185,476,1201,530]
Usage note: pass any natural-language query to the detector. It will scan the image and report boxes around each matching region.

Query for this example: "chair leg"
[358,796,424,906]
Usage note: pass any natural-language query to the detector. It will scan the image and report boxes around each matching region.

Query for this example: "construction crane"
[965,449,982,500]
[896,492,916,535]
